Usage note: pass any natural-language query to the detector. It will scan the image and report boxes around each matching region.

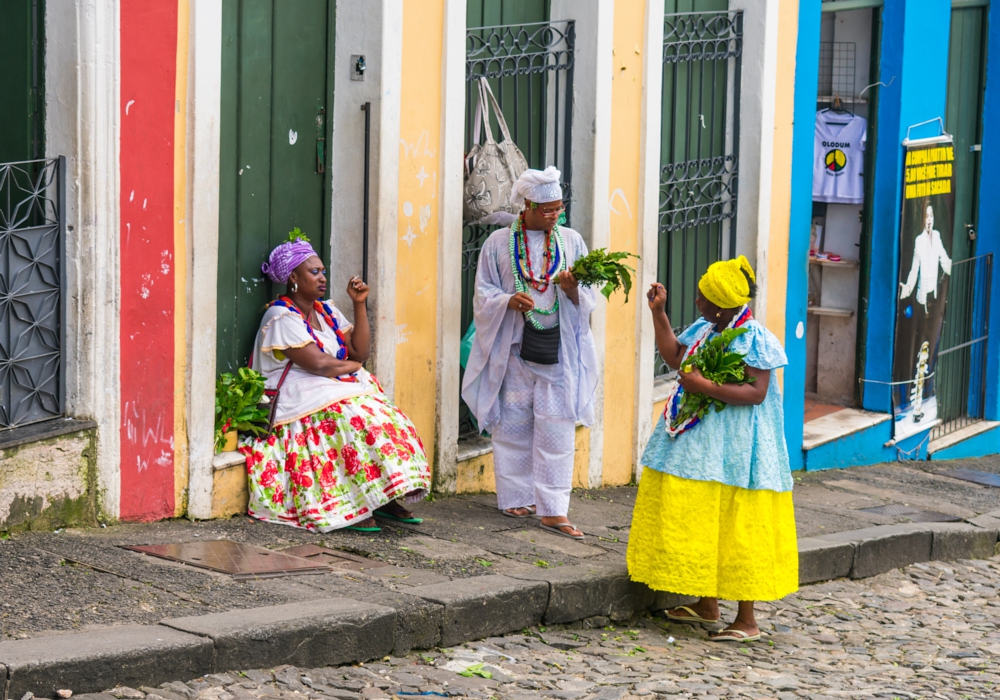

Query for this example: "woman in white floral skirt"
[239,235,430,533]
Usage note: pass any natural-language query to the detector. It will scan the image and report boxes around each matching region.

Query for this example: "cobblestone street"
[79,554,1000,700]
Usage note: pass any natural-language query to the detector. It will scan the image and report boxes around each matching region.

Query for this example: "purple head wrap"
[262,240,319,284]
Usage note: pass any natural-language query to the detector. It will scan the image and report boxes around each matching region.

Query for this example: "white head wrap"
[509,166,563,208]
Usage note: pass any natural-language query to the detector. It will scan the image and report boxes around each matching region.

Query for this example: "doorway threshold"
[803,407,891,450]
[928,420,1000,455]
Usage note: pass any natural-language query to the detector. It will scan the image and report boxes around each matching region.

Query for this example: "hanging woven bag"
[463,78,529,226]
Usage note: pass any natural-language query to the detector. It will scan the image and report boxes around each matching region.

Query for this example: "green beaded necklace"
[509,215,567,330]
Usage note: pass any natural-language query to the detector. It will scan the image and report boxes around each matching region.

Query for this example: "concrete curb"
[161,599,398,673]
[3,521,998,699]
[0,626,213,700]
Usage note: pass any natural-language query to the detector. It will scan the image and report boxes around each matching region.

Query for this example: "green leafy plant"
[670,327,755,430]
[570,248,640,302]
[288,226,310,242]
[459,663,493,679]
[214,367,270,451]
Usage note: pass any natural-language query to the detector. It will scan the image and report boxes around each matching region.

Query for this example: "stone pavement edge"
[1,457,999,698]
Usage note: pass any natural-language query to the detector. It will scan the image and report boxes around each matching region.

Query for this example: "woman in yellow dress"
[627,257,798,642]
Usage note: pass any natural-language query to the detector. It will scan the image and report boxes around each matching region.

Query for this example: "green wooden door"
[946,5,987,264]
[217,0,334,373]
[933,4,989,430]
[0,0,44,163]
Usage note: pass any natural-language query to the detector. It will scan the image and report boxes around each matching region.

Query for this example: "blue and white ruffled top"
[640,317,793,493]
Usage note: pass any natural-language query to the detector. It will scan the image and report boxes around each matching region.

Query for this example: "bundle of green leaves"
[214,367,270,452]
[569,248,639,302]
[671,327,755,429]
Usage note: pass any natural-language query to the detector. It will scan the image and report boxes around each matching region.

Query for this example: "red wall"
[119,0,178,520]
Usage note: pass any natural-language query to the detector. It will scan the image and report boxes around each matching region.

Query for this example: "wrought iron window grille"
[0,157,66,430]
[459,19,575,439]
[656,10,743,379]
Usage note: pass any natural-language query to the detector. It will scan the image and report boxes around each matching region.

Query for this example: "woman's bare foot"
[503,506,537,517]
[376,500,416,520]
[347,516,379,530]
[667,597,720,622]
[710,601,760,640]
[539,516,583,538]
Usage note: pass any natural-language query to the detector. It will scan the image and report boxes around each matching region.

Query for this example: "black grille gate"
[0,157,65,429]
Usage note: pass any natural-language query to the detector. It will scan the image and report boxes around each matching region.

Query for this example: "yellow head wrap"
[698,255,756,309]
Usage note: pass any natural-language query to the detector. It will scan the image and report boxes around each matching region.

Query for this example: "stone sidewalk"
[1,456,999,697]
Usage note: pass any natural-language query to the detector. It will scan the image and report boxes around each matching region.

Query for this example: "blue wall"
[979,0,1000,421]
[862,0,953,413]
[930,425,1000,461]
[784,0,823,472]
[803,418,930,471]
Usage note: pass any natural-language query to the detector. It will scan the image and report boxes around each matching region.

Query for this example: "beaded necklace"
[267,297,359,383]
[509,214,566,330]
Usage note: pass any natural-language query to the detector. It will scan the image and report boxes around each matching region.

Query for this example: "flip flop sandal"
[374,510,424,524]
[665,605,721,624]
[709,629,761,642]
[539,522,585,540]
[345,522,382,533]
[502,506,537,519]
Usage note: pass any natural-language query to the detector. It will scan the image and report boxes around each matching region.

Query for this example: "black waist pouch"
[520,322,561,365]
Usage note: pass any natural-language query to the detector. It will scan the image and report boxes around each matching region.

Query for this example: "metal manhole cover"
[280,544,390,571]
[123,540,332,580]
[858,504,962,522]
[941,468,1000,489]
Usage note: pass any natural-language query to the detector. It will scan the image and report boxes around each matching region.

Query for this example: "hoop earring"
[291,283,298,293]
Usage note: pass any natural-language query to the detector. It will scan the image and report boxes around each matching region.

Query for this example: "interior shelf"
[807,306,855,317]
[809,256,859,269]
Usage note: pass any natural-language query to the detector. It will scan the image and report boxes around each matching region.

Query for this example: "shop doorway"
[216,0,335,374]
[804,3,882,422]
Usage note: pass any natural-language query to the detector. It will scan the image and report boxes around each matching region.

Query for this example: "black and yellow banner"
[892,138,955,440]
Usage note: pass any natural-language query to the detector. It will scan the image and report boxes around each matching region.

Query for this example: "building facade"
[0,0,997,529]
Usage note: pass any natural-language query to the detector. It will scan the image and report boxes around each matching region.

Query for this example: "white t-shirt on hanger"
[812,111,867,204]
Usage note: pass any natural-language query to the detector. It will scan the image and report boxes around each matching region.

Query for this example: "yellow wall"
[765,0,800,345]
[601,1,648,486]
[395,1,445,468]
[456,426,593,493]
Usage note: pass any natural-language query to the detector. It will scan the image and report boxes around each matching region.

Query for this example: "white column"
[330,0,403,397]
[46,0,122,520]
[185,0,223,520]
[330,0,402,398]
[434,0,468,494]
[731,0,780,320]
[633,0,665,481]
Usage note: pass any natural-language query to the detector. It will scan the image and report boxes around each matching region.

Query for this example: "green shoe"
[375,510,423,524]
[344,518,381,533]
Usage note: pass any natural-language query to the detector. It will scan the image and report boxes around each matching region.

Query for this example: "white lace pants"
[491,358,575,517]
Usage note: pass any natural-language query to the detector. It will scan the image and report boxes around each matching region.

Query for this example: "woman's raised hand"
[347,276,370,303]
[647,283,667,311]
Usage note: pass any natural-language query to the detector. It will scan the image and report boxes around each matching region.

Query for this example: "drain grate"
[858,504,962,522]
[941,468,1000,489]
[280,544,390,571]
[123,540,332,580]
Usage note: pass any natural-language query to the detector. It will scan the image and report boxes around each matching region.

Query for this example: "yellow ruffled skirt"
[627,469,799,601]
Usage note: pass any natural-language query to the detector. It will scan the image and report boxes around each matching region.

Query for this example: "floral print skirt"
[239,393,430,532]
